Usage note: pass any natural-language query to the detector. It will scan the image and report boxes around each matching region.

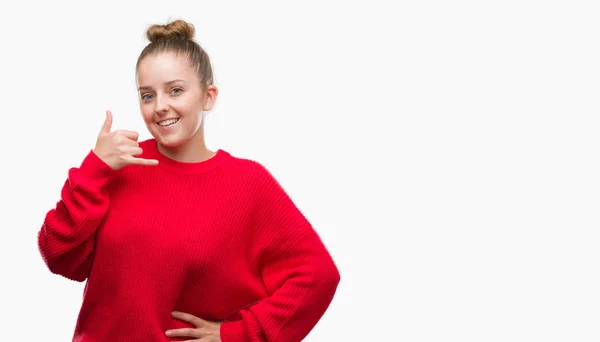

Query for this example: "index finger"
[114,130,140,141]
[171,311,205,327]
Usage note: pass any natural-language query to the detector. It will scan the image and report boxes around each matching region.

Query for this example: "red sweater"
[37,138,340,342]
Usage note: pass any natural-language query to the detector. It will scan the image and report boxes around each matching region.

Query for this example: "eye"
[171,87,183,95]
[141,93,154,102]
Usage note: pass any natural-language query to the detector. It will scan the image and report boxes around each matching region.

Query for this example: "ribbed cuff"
[220,316,263,342]
[78,150,115,182]
[220,320,245,342]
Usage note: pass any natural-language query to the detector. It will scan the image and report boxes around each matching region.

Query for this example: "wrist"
[80,150,116,179]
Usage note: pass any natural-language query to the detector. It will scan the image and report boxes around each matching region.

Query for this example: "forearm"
[38,150,114,281]
[220,231,341,342]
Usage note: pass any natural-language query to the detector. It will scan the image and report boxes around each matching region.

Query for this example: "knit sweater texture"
[37,138,340,341]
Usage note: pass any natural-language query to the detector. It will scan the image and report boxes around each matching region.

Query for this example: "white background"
[1,0,599,341]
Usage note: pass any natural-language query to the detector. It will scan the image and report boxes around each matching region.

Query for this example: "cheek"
[176,94,204,114]
[186,99,205,115]
[140,104,154,122]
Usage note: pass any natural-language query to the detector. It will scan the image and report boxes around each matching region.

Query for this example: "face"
[136,52,217,148]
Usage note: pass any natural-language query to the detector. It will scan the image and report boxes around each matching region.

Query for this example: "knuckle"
[111,135,123,145]
[182,328,196,336]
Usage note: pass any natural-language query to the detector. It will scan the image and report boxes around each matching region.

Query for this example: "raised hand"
[166,311,222,341]
[93,110,158,170]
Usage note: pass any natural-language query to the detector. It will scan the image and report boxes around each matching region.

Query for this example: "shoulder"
[223,152,282,189]
[226,154,271,175]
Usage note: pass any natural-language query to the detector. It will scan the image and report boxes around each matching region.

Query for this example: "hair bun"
[146,19,195,42]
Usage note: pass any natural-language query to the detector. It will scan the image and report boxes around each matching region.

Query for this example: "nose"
[154,95,170,114]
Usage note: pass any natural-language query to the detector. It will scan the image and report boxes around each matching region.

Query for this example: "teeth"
[158,118,179,126]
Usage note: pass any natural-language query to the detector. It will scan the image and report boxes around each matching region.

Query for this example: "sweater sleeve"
[220,165,341,342]
[37,150,115,282]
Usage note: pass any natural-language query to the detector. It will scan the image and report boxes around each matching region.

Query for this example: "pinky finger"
[129,157,159,166]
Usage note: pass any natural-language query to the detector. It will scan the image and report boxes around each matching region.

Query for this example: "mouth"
[157,118,180,127]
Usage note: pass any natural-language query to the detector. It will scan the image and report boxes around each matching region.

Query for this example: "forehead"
[137,52,197,84]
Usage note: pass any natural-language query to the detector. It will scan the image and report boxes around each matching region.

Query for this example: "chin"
[160,137,187,148]
[151,132,188,148]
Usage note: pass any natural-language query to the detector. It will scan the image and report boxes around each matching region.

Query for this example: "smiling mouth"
[158,118,179,127]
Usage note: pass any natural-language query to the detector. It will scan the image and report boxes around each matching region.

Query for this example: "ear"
[203,85,219,111]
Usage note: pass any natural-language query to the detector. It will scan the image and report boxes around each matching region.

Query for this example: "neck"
[157,125,215,163]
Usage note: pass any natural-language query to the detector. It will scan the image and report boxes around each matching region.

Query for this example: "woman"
[37,19,340,342]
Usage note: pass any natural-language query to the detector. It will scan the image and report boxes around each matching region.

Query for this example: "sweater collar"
[142,138,231,175]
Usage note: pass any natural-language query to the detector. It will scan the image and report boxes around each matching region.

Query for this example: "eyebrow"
[138,79,186,91]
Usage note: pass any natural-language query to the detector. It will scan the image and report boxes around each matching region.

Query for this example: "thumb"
[101,110,113,134]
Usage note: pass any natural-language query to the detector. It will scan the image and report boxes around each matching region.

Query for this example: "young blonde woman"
[38,19,340,342]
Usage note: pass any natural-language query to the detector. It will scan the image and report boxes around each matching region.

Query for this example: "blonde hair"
[136,19,214,90]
